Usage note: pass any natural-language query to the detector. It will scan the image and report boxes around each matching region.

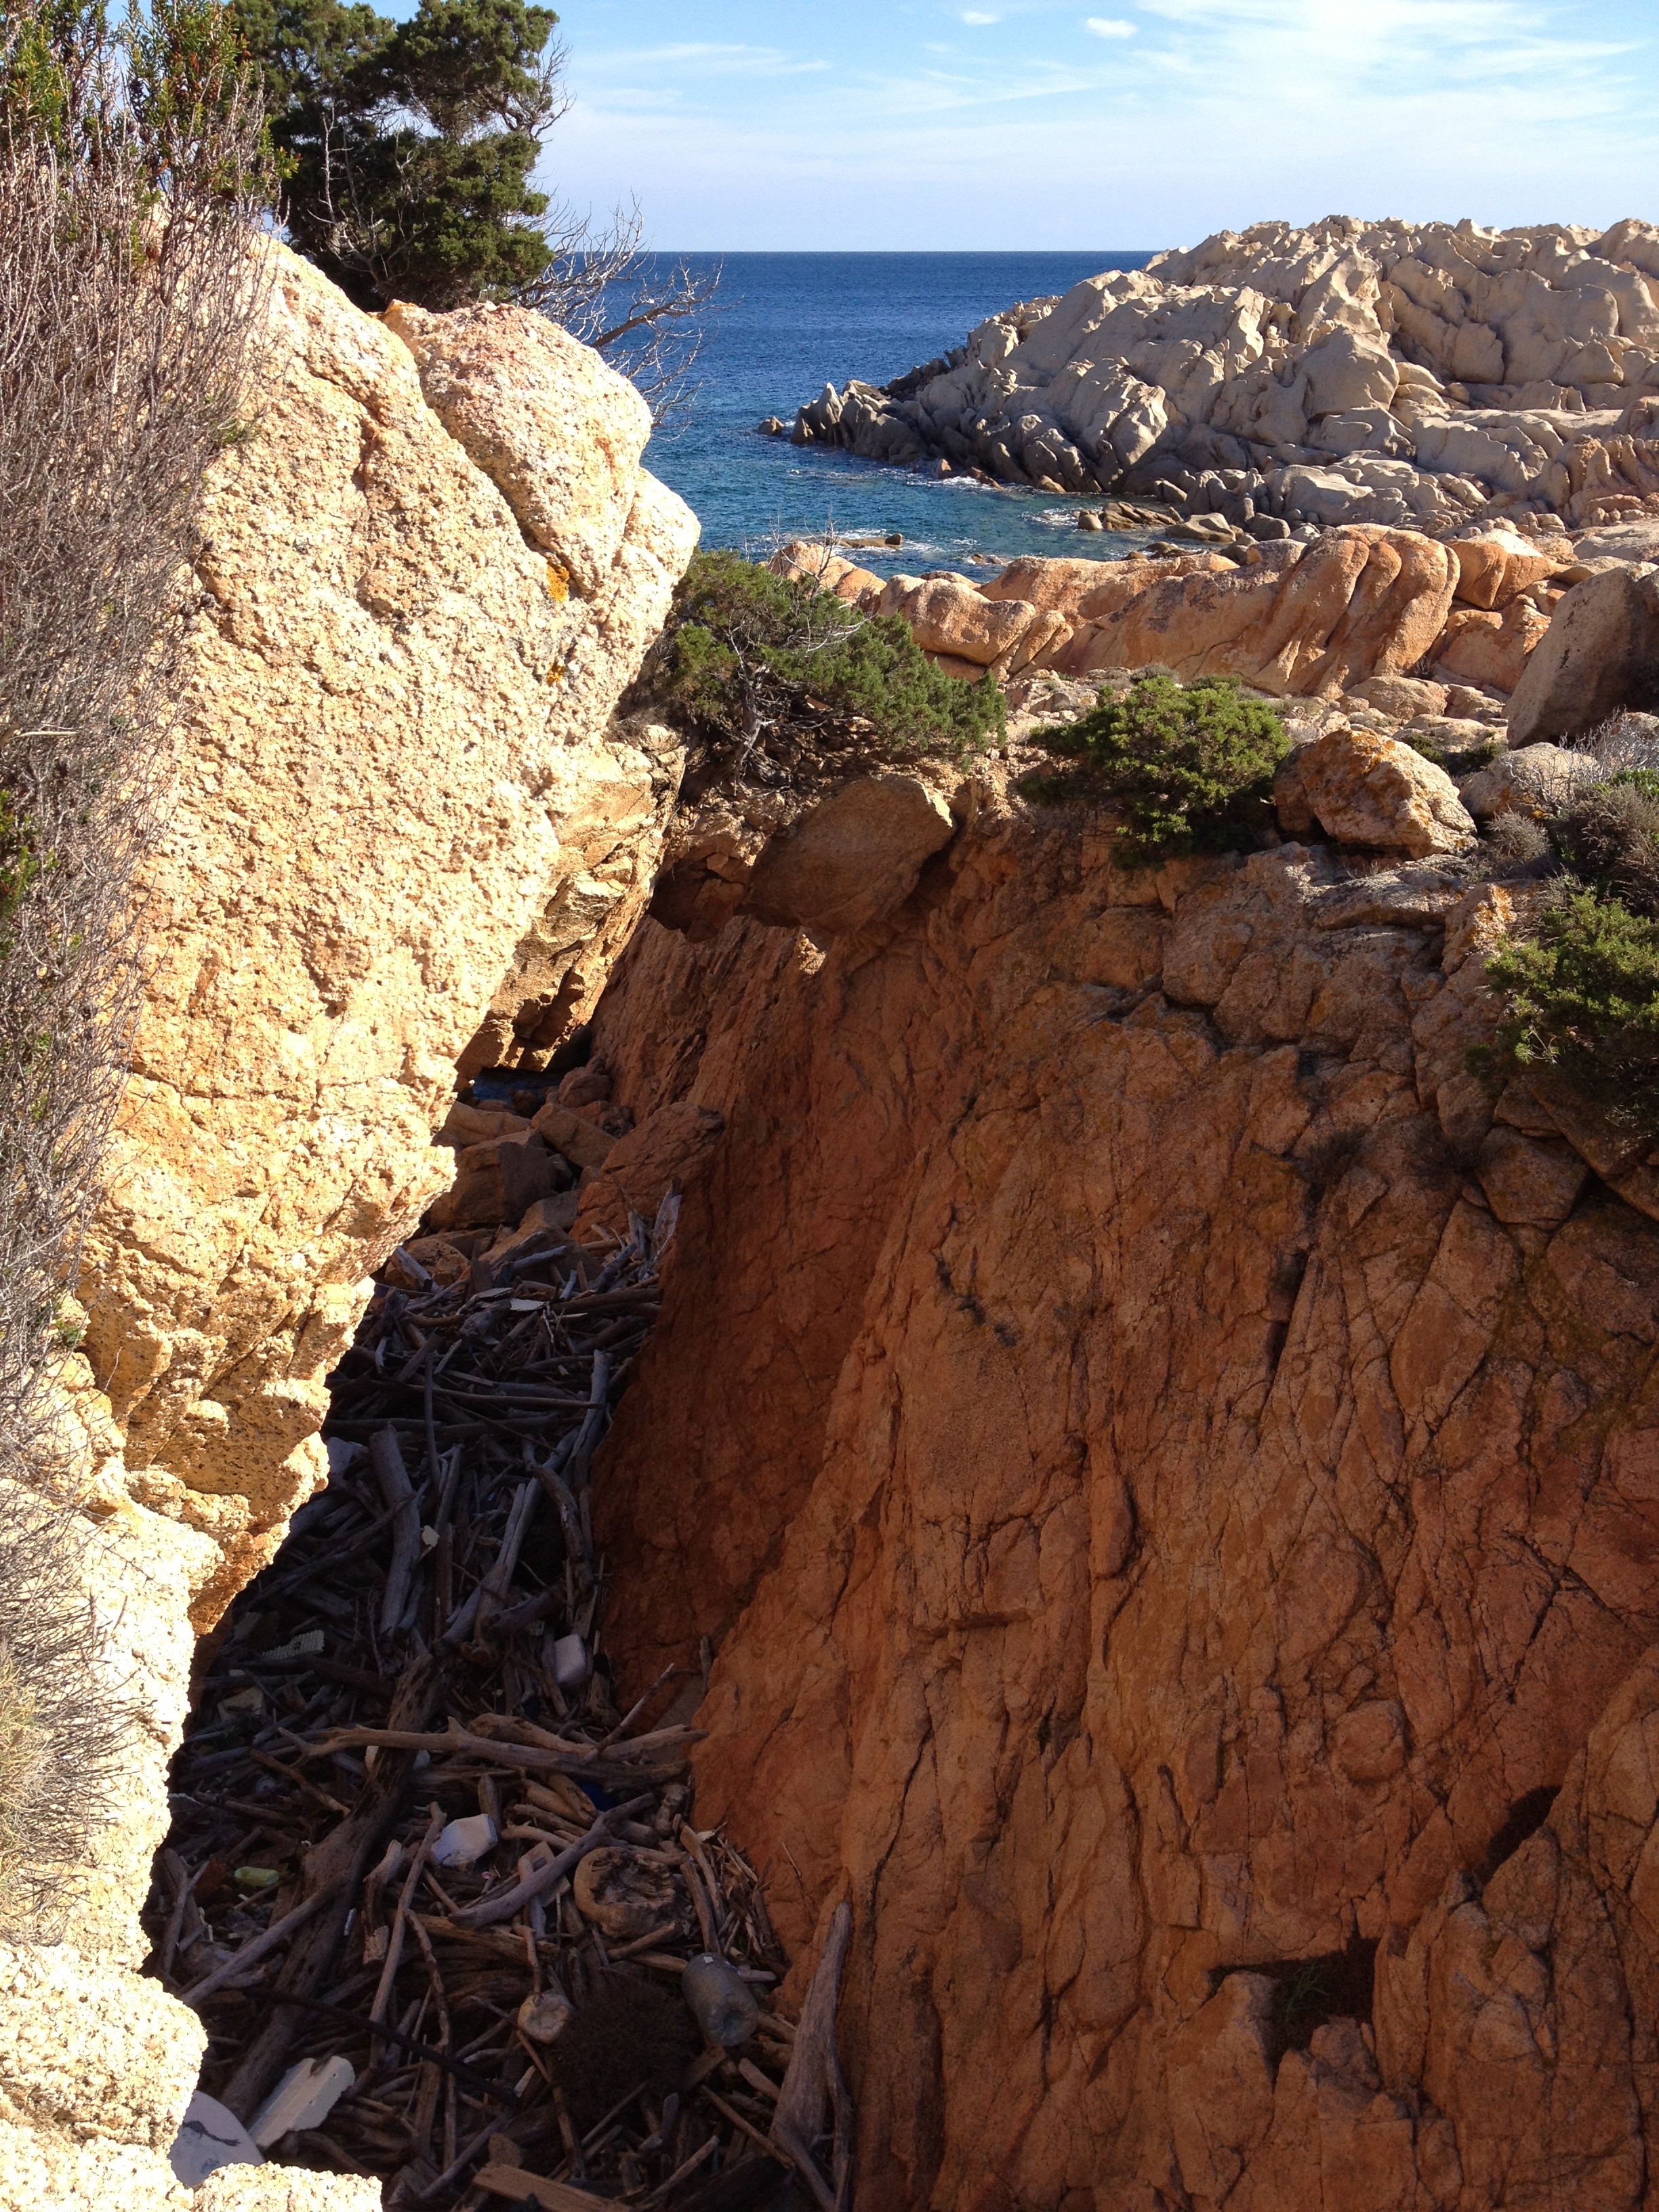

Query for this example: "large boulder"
[1506,566,1659,745]
[1449,527,1570,609]
[1067,529,1458,697]
[35,237,697,2208]
[1458,742,1601,820]
[1432,596,1551,694]
[743,775,956,938]
[1277,726,1477,853]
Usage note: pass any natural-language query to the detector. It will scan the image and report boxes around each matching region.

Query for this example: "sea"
[640,251,1158,579]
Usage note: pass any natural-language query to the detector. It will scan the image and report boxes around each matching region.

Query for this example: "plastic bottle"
[681,1952,760,2046]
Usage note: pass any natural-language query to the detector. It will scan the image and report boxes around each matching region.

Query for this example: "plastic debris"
[248,2053,356,2148]
[551,1631,590,1691]
[682,1952,761,2047]
[432,1811,498,1867]
[233,1865,281,1890]
[169,2091,264,2186]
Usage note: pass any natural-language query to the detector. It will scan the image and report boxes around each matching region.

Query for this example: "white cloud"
[1084,16,1138,33]
[554,0,1658,251]
[962,10,1000,20]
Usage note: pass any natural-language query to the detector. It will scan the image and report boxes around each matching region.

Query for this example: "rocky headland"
[9,215,1659,2212]
[782,215,1659,549]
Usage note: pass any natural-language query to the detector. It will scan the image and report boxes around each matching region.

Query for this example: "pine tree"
[235,0,565,310]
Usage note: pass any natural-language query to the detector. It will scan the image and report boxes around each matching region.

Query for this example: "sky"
[539,0,1658,251]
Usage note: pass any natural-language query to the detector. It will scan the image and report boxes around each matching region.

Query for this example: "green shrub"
[1483,888,1659,1136]
[661,550,1006,760]
[1024,672,1288,865]
[1402,727,1504,774]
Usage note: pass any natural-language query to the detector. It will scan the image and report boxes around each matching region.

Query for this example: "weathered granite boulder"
[776,529,1465,701]
[1276,726,1477,854]
[17,237,696,2210]
[1506,565,1659,745]
[743,773,957,939]
[1458,741,1601,819]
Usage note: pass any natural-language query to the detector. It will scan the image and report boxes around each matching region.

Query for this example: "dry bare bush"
[0,0,270,1931]
[0,1488,133,1939]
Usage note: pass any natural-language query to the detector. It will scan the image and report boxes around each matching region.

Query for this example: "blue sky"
[539,0,1658,250]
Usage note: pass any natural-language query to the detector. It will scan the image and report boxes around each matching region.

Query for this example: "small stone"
[517,1987,575,2044]
[682,1954,761,2047]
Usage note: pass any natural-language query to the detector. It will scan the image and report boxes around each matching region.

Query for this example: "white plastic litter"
[169,2091,264,2186]
[248,2053,356,2148]
[325,1436,364,1474]
[552,1632,590,1692]
[433,1812,498,1867]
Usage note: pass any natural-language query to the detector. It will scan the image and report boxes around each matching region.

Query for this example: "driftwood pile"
[146,1202,853,2212]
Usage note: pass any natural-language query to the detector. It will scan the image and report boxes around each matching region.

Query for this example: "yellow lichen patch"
[545,664,566,685]
[546,563,570,602]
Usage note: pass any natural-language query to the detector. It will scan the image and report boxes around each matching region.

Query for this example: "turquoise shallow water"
[642,251,1158,577]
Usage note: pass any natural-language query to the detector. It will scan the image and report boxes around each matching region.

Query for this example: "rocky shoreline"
[773,216,1659,547]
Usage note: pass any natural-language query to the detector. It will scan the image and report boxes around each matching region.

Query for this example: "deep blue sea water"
[643,252,1158,579]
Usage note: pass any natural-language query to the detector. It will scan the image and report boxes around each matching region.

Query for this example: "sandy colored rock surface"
[781,528,1465,702]
[1506,564,1659,745]
[1277,726,1476,853]
[10,237,695,2211]
[573,1101,725,1243]
[586,800,1659,2210]
[79,234,693,1625]
[743,773,957,938]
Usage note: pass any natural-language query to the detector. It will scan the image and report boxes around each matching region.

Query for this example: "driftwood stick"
[770,1900,854,2212]
[218,1647,441,2121]
[181,1880,344,2005]
[275,1992,517,2105]
[370,1800,443,2064]
[600,1664,690,1750]
[453,1794,655,1929]
[371,1426,422,1636]
[472,1478,539,1639]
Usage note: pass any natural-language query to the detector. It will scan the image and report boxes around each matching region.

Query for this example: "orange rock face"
[590,815,1659,2211]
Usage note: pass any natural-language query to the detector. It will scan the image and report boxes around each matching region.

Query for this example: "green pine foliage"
[232,0,561,309]
[1477,753,1659,1136]
[1484,889,1659,1137]
[661,551,1006,760]
[1025,672,1289,865]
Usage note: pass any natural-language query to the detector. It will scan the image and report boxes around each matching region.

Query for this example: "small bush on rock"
[653,549,1006,767]
[1553,773,1659,918]
[1483,888,1659,1137]
[1025,673,1289,865]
